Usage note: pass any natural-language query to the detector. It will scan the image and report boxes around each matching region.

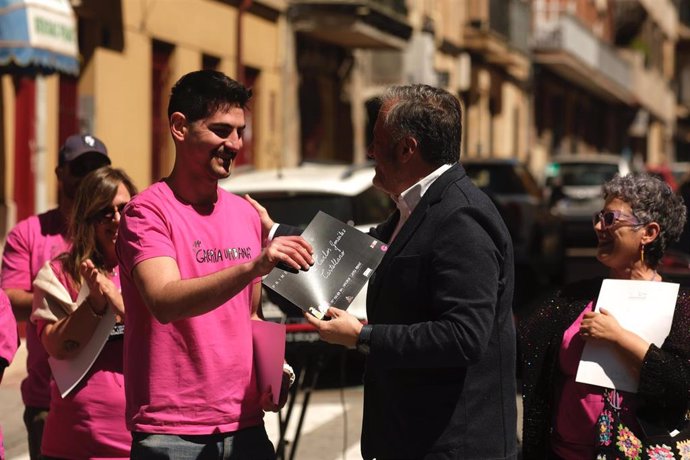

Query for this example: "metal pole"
[33,74,47,214]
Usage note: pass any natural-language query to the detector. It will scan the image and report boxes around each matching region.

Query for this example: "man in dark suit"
[261,84,518,459]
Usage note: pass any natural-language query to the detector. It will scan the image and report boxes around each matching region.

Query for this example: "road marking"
[264,402,350,444]
[341,442,362,460]
[9,454,30,460]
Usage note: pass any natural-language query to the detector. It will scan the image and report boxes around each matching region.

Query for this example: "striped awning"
[0,0,79,75]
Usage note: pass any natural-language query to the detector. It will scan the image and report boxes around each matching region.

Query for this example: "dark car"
[659,250,690,287]
[545,153,631,251]
[463,158,564,309]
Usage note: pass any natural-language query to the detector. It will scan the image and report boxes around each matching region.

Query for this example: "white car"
[219,162,394,321]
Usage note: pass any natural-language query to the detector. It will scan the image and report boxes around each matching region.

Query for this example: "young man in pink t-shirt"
[117,70,313,459]
[0,134,111,460]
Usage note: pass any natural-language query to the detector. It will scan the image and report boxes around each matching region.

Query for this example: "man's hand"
[254,236,313,277]
[245,194,275,242]
[304,307,363,348]
[260,370,292,412]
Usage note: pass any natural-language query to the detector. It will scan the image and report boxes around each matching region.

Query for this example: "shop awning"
[0,0,79,75]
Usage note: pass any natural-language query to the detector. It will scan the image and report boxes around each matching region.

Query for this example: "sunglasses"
[94,203,127,223]
[592,210,642,229]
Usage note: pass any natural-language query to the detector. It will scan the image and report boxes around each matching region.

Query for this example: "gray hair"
[377,84,461,166]
[603,172,686,267]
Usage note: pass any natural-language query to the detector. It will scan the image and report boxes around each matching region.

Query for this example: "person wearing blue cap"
[0,134,110,460]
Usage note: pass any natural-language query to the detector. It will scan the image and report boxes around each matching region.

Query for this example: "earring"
[640,244,645,264]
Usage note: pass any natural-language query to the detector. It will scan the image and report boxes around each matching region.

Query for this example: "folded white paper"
[575,279,679,393]
[49,285,117,398]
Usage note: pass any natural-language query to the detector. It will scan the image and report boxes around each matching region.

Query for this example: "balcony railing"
[533,13,632,93]
[679,64,690,107]
[288,0,412,49]
[630,54,675,122]
[506,0,530,55]
[468,0,530,54]
[290,0,406,17]
[372,0,407,16]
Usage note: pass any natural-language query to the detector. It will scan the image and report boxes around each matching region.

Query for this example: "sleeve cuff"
[357,324,373,355]
[267,223,280,241]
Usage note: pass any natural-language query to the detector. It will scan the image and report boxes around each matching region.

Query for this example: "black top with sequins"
[518,277,690,459]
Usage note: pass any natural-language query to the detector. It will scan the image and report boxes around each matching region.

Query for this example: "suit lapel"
[374,209,400,245]
[367,163,464,317]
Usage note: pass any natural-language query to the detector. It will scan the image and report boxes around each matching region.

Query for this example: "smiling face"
[94,181,131,265]
[183,105,246,182]
[594,197,648,273]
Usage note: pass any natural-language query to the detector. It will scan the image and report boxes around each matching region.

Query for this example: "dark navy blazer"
[279,163,518,459]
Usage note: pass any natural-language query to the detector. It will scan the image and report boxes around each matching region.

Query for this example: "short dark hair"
[167,70,252,122]
[603,172,687,267]
[377,84,462,166]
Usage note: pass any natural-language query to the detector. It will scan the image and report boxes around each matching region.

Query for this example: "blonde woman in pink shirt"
[31,167,136,459]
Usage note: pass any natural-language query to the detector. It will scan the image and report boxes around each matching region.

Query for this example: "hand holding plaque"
[263,212,387,318]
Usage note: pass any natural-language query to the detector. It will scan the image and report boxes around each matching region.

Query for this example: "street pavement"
[1,342,29,460]
[1,341,523,460]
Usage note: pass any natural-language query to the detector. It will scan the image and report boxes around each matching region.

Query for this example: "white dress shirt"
[388,163,453,243]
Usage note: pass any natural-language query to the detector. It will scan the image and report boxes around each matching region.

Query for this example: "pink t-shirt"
[551,301,639,459]
[117,181,263,435]
[39,260,130,459]
[0,208,69,408]
[0,289,18,376]
[0,289,19,460]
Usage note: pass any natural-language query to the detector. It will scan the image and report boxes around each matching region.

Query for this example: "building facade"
[1,0,290,236]
[531,0,678,177]
[0,0,686,241]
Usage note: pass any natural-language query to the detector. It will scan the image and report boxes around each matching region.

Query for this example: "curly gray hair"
[602,172,687,267]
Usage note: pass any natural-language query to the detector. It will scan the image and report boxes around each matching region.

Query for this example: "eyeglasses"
[94,203,127,223]
[592,210,642,230]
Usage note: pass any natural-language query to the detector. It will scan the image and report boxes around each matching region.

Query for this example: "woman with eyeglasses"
[519,172,690,459]
[30,167,136,459]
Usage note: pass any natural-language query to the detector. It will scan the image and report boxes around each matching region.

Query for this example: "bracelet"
[86,298,107,318]
[283,362,296,387]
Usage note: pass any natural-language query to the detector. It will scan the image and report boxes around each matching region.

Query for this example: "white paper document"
[575,279,679,393]
[49,285,117,398]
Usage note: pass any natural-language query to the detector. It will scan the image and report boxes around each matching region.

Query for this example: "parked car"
[671,162,690,186]
[647,162,690,190]
[658,249,690,287]
[219,162,395,321]
[545,153,631,251]
[647,164,679,191]
[462,158,564,309]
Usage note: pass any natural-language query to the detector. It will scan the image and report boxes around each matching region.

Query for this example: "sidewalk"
[1,340,29,460]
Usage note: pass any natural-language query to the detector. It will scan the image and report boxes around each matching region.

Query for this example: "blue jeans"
[130,426,276,460]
